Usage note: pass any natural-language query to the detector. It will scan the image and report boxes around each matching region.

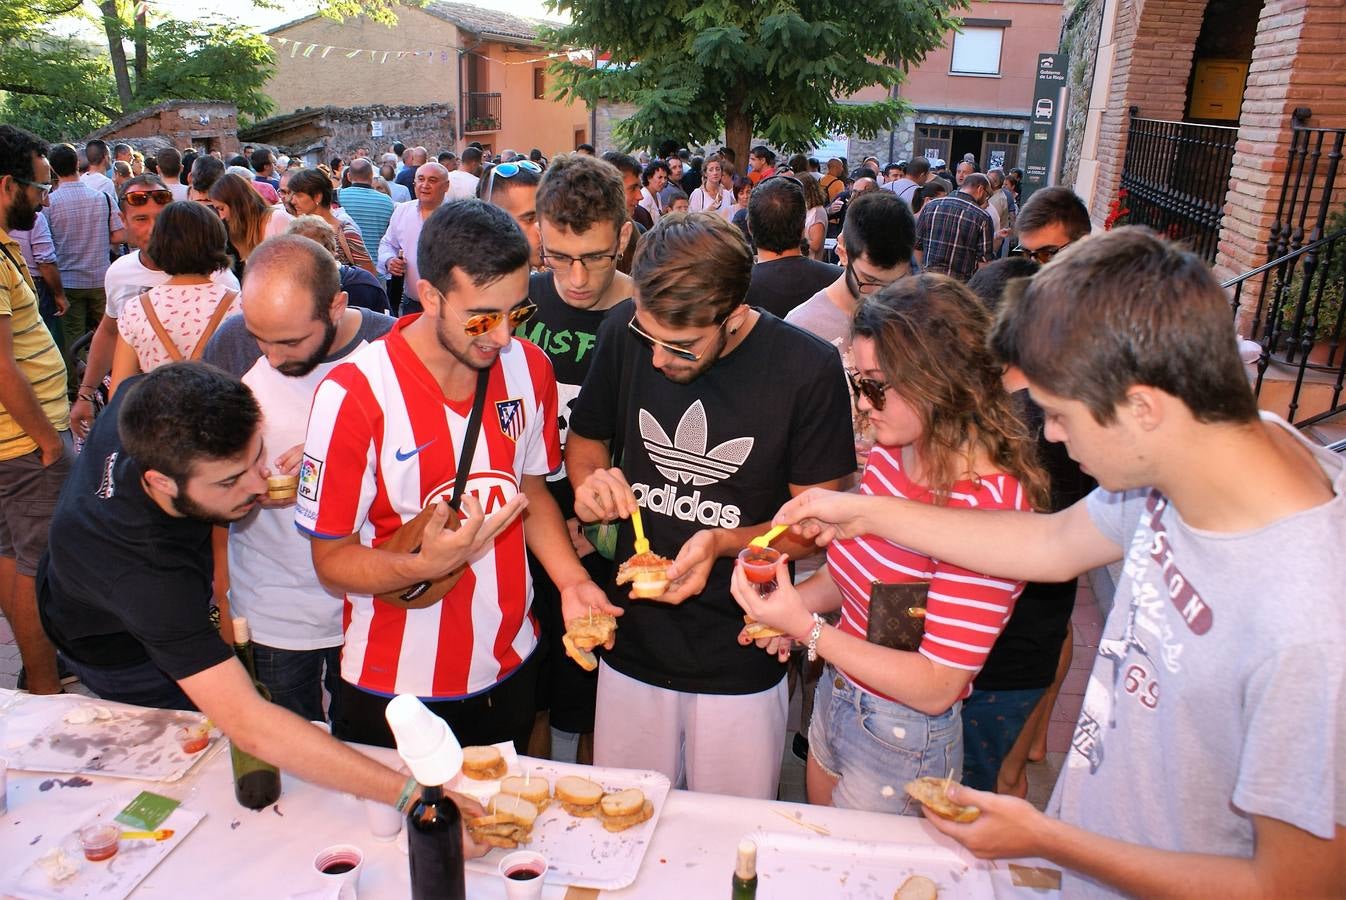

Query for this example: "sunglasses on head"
[485,160,542,202]
[847,369,891,411]
[444,297,537,337]
[122,189,174,207]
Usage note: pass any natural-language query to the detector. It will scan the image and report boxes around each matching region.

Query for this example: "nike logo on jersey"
[395,439,436,461]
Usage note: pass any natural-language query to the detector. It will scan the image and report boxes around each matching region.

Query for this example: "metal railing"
[1120,110,1238,263]
[463,92,502,133]
[1226,226,1346,426]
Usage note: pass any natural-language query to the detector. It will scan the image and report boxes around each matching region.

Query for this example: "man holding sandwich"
[768,228,1344,896]
[566,211,854,799]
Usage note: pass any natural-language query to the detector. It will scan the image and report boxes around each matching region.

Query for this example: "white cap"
[385,694,463,786]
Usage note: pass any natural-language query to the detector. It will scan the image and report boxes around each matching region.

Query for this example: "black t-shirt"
[569,301,855,694]
[37,378,232,680]
[519,271,629,516]
[974,394,1097,690]
[744,257,843,319]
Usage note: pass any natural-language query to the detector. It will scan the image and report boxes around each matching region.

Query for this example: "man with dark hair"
[566,212,855,798]
[337,157,395,256]
[777,227,1346,897]
[601,151,646,273]
[70,176,238,439]
[576,143,595,156]
[377,162,449,314]
[202,235,393,722]
[747,145,777,184]
[518,154,634,762]
[437,151,458,171]
[637,159,670,226]
[251,148,279,191]
[915,170,994,281]
[882,162,903,184]
[479,158,542,268]
[80,139,118,204]
[447,146,482,200]
[0,124,72,695]
[189,154,225,200]
[659,156,685,208]
[1013,186,1092,265]
[884,156,930,206]
[743,176,841,318]
[155,148,188,201]
[45,143,125,352]
[300,200,605,750]
[38,363,490,838]
[787,190,915,365]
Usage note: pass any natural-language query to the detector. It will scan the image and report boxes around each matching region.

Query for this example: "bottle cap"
[385,694,462,786]
[232,617,250,643]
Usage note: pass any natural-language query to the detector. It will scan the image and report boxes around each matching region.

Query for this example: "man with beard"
[37,364,494,842]
[297,200,607,750]
[566,212,855,799]
[0,125,71,695]
[200,235,393,722]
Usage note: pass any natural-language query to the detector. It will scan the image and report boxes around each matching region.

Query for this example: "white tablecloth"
[0,690,1052,898]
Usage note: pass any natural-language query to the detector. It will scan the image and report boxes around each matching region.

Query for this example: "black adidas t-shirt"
[569,301,855,694]
[519,271,629,516]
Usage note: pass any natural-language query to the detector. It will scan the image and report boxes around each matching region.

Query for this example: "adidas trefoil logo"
[639,400,754,486]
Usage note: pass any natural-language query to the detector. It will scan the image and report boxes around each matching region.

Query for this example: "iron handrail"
[1222,226,1346,288]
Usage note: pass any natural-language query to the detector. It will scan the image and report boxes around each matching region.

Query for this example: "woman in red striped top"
[731,275,1049,814]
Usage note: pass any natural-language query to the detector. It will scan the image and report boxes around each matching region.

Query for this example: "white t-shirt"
[446,170,480,201]
[117,282,241,371]
[263,207,294,240]
[804,205,828,241]
[103,250,239,319]
[168,183,190,202]
[80,171,118,205]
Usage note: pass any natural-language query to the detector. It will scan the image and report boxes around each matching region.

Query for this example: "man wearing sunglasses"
[565,213,855,799]
[71,176,239,439]
[299,200,608,751]
[480,160,542,269]
[516,154,635,764]
[1011,186,1092,266]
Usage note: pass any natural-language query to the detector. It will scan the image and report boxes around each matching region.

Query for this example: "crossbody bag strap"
[448,367,492,511]
[332,222,355,264]
[138,292,185,363]
[186,289,238,361]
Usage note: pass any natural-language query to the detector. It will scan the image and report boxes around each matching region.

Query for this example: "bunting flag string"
[258,33,590,67]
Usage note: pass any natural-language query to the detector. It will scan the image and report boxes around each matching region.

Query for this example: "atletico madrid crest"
[495,398,525,442]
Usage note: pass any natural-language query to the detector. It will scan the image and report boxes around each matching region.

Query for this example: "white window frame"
[950,26,1005,78]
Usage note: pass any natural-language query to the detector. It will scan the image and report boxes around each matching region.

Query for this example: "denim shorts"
[809,665,963,814]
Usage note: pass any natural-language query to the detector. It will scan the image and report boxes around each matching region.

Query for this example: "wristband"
[394,775,419,814]
[805,613,826,663]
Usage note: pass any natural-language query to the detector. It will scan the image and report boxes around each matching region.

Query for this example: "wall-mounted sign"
[370,121,384,138]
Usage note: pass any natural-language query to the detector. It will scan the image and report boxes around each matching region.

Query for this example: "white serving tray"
[455,744,671,891]
[746,828,996,898]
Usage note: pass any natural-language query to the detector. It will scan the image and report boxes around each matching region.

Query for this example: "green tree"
[543,0,968,160]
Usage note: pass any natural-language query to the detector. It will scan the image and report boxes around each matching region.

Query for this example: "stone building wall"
[1059,0,1106,192]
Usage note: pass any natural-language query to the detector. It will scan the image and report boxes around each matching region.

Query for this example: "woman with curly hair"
[798,171,831,258]
[207,172,292,266]
[687,153,733,219]
[731,273,1049,815]
[286,167,377,276]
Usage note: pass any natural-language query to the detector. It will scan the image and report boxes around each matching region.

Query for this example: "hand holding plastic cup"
[737,546,783,596]
[498,850,547,899]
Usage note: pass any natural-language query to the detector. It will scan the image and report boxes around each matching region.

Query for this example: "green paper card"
[115,791,180,830]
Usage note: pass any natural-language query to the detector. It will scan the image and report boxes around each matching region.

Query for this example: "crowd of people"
[0,119,1340,898]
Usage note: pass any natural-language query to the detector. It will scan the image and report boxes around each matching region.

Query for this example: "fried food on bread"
[466,793,539,849]
[903,776,981,823]
[554,775,604,817]
[616,551,673,599]
[499,774,550,810]
[562,612,618,671]
[460,745,508,780]
[741,615,787,640]
[598,787,654,833]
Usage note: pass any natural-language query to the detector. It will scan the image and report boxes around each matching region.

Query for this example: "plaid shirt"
[46,179,123,289]
[915,192,994,282]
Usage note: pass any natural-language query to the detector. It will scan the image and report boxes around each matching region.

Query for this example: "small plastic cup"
[175,723,210,754]
[363,798,403,841]
[267,474,299,501]
[79,822,120,862]
[498,849,547,899]
[313,844,363,894]
[738,546,782,596]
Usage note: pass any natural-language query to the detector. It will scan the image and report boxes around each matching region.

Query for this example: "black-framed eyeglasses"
[847,369,890,411]
[627,313,727,363]
[122,189,174,207]
[485,160,542,202]
[443,297,537,336]
[1012,244,1066,264]
[540,237,622,273]
[846,259,889,297]
[12,176,51,198]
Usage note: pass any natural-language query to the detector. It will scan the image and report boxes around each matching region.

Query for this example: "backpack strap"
[138,288,238,363]
[138,292,184,363]
[188,289,238,360]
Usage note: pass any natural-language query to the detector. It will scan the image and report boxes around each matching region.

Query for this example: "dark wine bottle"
[405,783,466,900]
[731,838,758,899]
[229,617,281,810]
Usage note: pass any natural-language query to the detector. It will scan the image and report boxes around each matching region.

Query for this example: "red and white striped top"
[825,444,1028,703]
[296,317,560,699]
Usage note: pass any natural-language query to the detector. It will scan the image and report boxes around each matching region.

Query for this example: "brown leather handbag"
[864,581,931,652]
[373,368,489,610]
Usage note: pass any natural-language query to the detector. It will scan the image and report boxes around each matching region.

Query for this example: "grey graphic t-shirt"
[1049,414,1346,897]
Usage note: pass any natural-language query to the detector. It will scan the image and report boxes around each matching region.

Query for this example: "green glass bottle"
[731,838,758,898]
[229,617,281,810]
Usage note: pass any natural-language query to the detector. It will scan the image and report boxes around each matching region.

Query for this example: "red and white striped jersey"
[825,444,1028,703]
[296,318,560,699]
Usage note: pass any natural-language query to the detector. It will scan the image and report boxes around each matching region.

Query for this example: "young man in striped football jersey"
[298,200,611,751]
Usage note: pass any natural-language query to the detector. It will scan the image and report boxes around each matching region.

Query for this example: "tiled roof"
[420,1,555,43]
